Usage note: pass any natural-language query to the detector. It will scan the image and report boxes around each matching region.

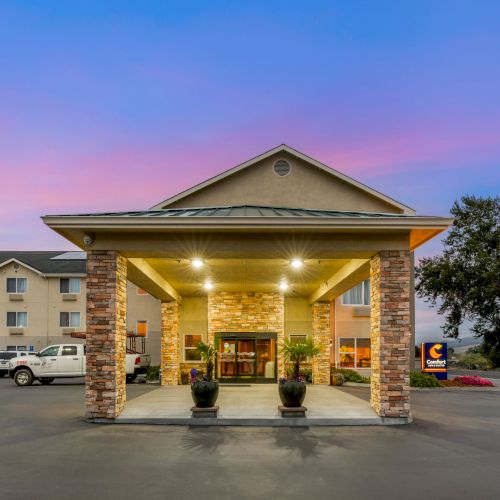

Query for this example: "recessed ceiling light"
[279,282,289,291]
[204,281,213,290]
[191,259,203,269]
[291,259,303,269]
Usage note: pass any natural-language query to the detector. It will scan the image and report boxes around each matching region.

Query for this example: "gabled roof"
[150,144,415,214]
[0,251,86,276]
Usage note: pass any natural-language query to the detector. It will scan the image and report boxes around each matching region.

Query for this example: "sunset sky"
[1,1,499,341]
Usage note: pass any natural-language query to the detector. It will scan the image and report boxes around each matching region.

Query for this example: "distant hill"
[447,337,480,348]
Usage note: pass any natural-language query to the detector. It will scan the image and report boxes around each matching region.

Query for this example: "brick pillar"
[312,301,331,385]
[370,250,411,419]
[160,301,180,385]
[85,250,127,419]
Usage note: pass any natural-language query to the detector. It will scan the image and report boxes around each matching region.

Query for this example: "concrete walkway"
[109,385,410,426]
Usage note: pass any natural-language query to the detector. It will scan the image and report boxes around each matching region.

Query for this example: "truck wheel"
[40,378,55,385]
[14,369,34,387]
[126,374,137,384]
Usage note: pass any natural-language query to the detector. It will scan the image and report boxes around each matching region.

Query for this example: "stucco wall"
[0,263,87,351]
[0,266,163,364]
[284,297,312,336]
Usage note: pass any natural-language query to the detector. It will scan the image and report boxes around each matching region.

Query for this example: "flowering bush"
[453,376,494,386]
[189,368,198,384]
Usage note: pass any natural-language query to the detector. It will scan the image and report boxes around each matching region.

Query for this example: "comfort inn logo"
[421,342,448,379]
[429,343,444,359]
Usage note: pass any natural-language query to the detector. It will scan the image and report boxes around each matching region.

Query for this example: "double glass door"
[218,335,276,383]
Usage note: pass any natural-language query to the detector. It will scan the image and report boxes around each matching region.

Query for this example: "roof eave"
[42,215,453,231]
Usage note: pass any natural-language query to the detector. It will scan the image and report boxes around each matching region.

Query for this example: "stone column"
[370,250,411,419]
[160,301,180,385]
[312,301,331,385]
[85,250,127,419]
[207,292,285,377]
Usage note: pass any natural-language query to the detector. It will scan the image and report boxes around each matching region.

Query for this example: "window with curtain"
[339,338,371,368]
[342,279,370,305]
[184,334,202,361]
[6,278,27,294]
[136,320,148,337]
[7,312,28,327]
[289,334,307,345]
[60,312,80,327]
[60,278,80,294]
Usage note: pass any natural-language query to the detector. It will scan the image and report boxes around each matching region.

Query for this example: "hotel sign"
[421,342,447,380]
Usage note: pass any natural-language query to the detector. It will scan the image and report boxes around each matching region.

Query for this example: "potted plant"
[191,341,219,408]
[279,337,320,407]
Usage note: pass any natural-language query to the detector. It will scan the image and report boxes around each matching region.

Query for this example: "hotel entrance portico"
[43,144,452,423]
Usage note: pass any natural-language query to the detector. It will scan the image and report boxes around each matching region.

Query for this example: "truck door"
[58,346,82,375]
[38,345,61,376]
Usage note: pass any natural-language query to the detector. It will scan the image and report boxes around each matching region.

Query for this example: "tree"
[281,337,320,380]
[195,341,217,381]
[415,195,500,367]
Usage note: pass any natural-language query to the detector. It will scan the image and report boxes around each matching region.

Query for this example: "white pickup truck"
[8,344,150,386]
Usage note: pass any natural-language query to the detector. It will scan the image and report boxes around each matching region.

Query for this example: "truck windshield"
[39,346,60,357]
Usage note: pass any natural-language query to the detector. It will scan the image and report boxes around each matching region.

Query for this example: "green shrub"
[410,370,441,387]
[330,373,346,386]
[457,352,493,370]
[146,365,160,381]
[331,368,370,384]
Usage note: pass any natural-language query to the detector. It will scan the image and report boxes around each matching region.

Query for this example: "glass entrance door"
[218,334,276,383]
[236,339,256,381]
[219,339,236,380]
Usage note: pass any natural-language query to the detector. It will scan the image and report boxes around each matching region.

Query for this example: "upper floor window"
[342,279,370,305]
[7,311,28,328]
[60,312,81,328]
[136,320,148,337]
[60,278,80,294]
[7,278,27,294]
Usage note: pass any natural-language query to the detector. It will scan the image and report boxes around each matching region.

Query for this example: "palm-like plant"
[281,337,321,380]
[196,341,217,381]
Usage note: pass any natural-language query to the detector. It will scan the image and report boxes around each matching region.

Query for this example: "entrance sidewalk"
[105,385,411,426]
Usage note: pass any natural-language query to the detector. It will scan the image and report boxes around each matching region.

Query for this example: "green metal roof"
[52,205,416,218]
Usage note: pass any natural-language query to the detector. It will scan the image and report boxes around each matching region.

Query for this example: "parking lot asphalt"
[1,378,499,500]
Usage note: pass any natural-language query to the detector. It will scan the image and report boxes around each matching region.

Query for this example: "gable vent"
[273,159,291,177]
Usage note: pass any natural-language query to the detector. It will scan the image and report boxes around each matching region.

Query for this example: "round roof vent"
[273,159,291,177]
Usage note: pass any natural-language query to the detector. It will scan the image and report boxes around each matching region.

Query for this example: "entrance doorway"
[217,333,277,383]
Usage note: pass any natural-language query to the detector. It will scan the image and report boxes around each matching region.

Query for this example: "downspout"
[46,275,50,348]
